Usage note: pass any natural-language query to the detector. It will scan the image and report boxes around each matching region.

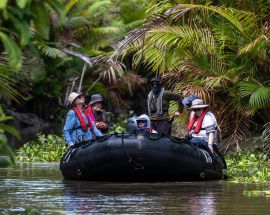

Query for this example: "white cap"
[189,99,209,109]
[67,92,82,104]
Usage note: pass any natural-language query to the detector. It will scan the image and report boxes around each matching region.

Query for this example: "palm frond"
[92,27,120,34]
[62,16,91,30]
[167,4,256,33]
[40,46,67,59]
[93,58,126,84]
[82,0,111,18]
[112,14,168,60]
[63,48,92,66]
[239,81,270,108]
[220,114,251,152]
[239,35,268,55]
[0,69,23,103]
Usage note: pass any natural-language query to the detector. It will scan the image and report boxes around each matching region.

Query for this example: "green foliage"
[0,0,65,71]
[114,0,270,150]
[16,133,66,162]
[0,106,21,167]
[226,149,270,183]
[239,81,270,108]
[109,119,127,133]
[244,190,270,197]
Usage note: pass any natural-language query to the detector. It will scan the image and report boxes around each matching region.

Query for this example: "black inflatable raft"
[60,133,227,181]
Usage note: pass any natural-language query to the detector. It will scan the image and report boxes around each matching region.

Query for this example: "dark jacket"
[147,89,183,121]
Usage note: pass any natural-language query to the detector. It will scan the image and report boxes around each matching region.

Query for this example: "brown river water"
[1,162,270,214]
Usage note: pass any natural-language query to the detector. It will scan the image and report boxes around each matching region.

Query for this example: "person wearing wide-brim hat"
[187,99,217,153]
[63,92,103,148]
[87,94,108,133]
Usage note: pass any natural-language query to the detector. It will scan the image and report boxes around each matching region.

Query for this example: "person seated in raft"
[136,114,157,134]
[187,99,218,153]
[63,92,103,148]
[87,94,108,133]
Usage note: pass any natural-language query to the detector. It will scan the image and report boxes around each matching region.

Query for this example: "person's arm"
[91,121,103,137]
[163,90,183,114]
[208,132,215,153]
[204,113,217,153]
[63,110,76,146]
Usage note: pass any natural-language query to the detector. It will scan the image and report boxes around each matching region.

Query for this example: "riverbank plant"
[16,133,66,162]
[244,190,270,197]
[226,149,270,183]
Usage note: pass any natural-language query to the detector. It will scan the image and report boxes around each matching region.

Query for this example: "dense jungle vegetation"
[1,0,270,182]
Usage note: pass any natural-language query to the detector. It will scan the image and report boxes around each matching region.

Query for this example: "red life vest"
[87,104,96,121]
[87,104,104,123]
[188,108,209,134]
[73,107,93,131]
[147,128,153,134]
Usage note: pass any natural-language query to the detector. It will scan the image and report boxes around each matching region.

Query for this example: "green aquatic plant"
[109,119,128,134]
[16,133,66,162]
[226,149,270,183]
[244,190,270,197]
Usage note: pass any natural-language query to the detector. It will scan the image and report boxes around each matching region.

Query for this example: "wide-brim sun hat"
[189,99,209,109]
[89,94,103,105]
[67,92,83,105]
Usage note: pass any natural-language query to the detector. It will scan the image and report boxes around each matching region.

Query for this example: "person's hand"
[209,145,214,153]
[96,122,107,129]
[174,111,180,117]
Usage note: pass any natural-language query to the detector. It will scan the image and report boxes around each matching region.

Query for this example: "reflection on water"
[0,163,270,214]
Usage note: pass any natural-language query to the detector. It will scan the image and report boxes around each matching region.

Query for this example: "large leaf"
[0,123,21,140]
[239,81,270,108]
[16,0,30,9]
[249,87,270,108]
[46,0,65,23]
[40,46,67,59]
[0,0,7,9]
[8,13,31,46]
[0,32,22,71]
[31,2,50,39]
[168,4,255,33]
[65,0,79,13]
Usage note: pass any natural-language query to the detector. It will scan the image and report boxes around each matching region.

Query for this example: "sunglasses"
[137,120,146,123]
[151,82,160,86]
[193,108,203,112]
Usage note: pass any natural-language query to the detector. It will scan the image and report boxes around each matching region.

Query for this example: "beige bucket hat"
[67,92,83,104]
[189,99,209,109]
